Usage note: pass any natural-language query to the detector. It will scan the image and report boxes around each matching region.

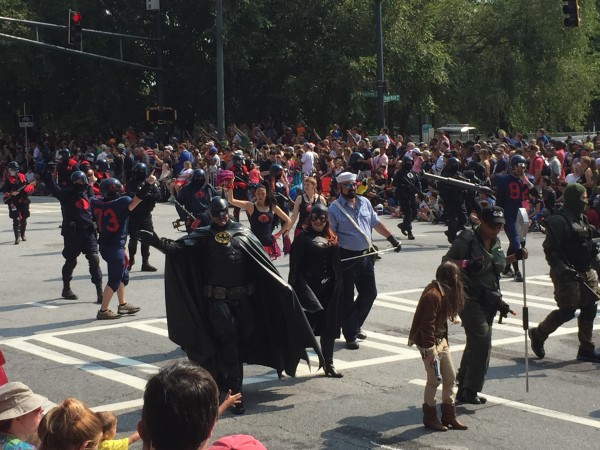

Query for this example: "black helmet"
[349,152,364,167]
[441,157,460,177]
[85,151,96,163]
[210,196,229,219]
[310,202,329,220]
[402,154,414,165]
[95,159,109,173]
[59,148,70,161]
[7,161,19,171]
[133,163,149,181]
[232,154,244,165]
[270,163,284,178]
[192,169,206,184]
[99,178,122,200]
[71,171,88,185]
[510,154,527,168]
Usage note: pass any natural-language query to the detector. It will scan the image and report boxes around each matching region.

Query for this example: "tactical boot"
[397,223,407,236]
[528,327,545,359]
[514,271,523,282]
[407,231,415,240]
[576,348,600,363]
[20,219,27,241]
[62,286,78,300]
[141,260,157,272]
[13,227,20,245]
[422,403,447,431]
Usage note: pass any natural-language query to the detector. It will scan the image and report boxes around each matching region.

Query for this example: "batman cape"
[162,220,323,376]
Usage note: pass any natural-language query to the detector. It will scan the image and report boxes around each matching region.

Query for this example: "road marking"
[4,340,148,390]
[409,379,600,429]
[25,302,59,309]
[35,336,159,374]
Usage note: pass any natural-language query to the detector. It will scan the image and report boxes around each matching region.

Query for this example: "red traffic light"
[72,11,81,22]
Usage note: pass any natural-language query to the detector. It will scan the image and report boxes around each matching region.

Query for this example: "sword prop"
[340,246,396,262]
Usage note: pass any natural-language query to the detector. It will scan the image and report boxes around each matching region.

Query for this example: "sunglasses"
[311,214,327,223]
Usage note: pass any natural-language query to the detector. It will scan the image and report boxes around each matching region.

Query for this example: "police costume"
[2,162,34,245]
[438,157,467,243]
[44,170,103,301]
[176,169,217,233]
[126,163,161,272]
[140,197,323,415]
[529,183,600,362]
[392,154,421,240]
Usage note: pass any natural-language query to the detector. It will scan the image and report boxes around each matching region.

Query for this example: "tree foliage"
[0,0,599,138]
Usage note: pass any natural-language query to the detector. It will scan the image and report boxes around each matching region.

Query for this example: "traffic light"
[68,9,82,47]
[563,0,580,28]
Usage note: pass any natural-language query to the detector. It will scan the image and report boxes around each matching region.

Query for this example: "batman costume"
[140,197,323,415]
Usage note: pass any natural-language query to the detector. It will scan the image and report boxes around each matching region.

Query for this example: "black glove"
[387,235,402,252]
[497,300,513,318]
[465,259,484,273]
[139,230,166,252]
[515,248,527,260]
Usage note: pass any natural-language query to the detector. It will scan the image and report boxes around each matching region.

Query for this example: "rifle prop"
[4,180,36,205]
[423,173,495,198]
[171,197,202,231]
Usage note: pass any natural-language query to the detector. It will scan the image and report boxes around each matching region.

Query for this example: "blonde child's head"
[96,411,117,440]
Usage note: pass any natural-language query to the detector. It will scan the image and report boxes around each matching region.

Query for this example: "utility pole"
[374,0,386,129]
[216,0,225,140]
[155,3,166,144]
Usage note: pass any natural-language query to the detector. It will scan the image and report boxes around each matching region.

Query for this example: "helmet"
[402,154,414,165]
[210,196,229,219]
[441,157,460,177]
[71,171,88,185]
[59,148,70,161]
[7,161,19,171]
[192,169,206,184]
[510,154,527,168]
[85,152,96,164]
[99,178,122,200]
[95,159,109,173]
[349,152,365,167]
[232,154,244,165]
[270,163,284,178]
[132,163,149,181]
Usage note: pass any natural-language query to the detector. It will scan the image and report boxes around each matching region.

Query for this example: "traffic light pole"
[216,0,225,141]
[374,0,386,129]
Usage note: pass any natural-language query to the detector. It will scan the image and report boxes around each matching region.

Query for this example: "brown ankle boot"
[422,403,447,431]
[441,402,468,430]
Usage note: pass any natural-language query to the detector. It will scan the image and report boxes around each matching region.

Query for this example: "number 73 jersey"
[492,174,529,217]
[90,196,133,247]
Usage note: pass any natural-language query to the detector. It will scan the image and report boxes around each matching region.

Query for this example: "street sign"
[361,91,377,98]
[19,115,34,127]
[146,107,176,123]
[146,0,160,11]
[384,94,400,103]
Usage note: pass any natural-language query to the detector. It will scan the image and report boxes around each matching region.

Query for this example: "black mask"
[73,184,86,194]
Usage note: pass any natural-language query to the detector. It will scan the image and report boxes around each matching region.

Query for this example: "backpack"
[536,155,551,177]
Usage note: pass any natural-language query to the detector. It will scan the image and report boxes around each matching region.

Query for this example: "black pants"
[444,200,467,242]
[398,195,417,232]
[62,229,102,286]
[128,215,154,261]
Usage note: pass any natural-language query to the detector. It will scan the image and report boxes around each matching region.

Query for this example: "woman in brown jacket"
[408,261,467,431]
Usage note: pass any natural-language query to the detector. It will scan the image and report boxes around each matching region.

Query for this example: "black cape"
[288,230,343,338]
[163,221,323,376]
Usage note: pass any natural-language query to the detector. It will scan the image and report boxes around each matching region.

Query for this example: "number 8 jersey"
[91,195,133,247]
[492,174,529,218]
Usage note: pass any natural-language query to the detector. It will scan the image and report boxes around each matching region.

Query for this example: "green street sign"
[361,91,377,98]
[384,94,400,102]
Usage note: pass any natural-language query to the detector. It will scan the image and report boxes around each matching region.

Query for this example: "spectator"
[0,382,46,450]
[96,411,140,450]
[38,398,102,450]
[169,161,193,202]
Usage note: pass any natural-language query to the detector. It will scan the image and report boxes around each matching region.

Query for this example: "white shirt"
[301,150,315,175]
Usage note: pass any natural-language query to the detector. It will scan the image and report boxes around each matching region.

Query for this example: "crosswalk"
[0,201,61,217]
[1,275,590,413]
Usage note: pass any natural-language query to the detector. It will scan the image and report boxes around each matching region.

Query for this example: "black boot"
[141,260,157,272]
[20,219,27,241]
[62,284,78,300]
[95,283,103,304]
[321,337,343,378]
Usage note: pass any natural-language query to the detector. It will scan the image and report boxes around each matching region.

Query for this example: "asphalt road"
[2,196,600,450]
